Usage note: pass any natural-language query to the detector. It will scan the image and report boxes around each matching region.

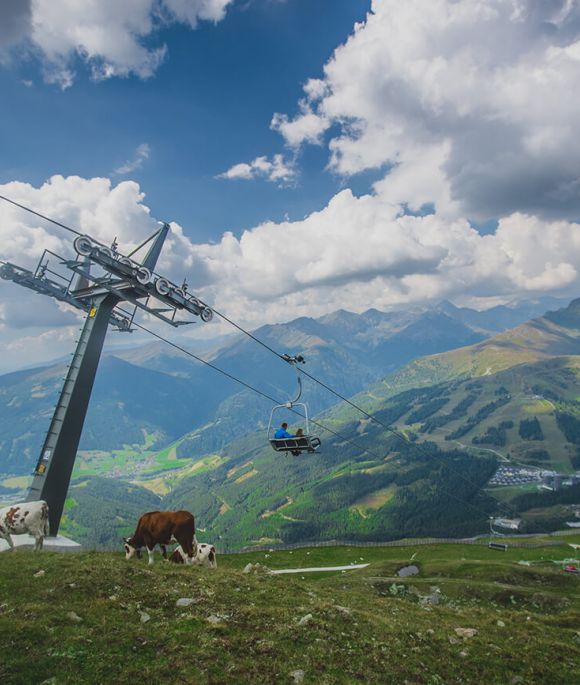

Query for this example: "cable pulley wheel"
[97,246,113,259]
[73,236,93,256]
[155,277,171,295]
[135,266,151,285]
[201,307,213,322]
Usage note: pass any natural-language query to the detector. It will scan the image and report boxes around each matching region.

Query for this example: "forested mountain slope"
[152,299,580,549]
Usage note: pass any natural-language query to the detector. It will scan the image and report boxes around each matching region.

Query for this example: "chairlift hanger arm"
[281,352,307,405]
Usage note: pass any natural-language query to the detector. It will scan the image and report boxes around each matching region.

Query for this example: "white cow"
[170,542,217,568]
[0,500,49,551]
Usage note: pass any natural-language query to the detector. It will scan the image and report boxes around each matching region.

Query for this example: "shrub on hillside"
[518,417,544,441]
[523,448,550,462]
[556,412,580,445]
[445,395,511,440]
[472,425,507,446]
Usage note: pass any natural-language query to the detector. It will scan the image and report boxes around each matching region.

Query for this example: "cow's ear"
[122,537,129,544]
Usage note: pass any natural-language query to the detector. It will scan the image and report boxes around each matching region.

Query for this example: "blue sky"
[0,0,371,242]
[1,0,580,372]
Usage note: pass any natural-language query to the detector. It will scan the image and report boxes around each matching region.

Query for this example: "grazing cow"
[124,510,196,566]
[169,543,217,569]
[0,500,49,551]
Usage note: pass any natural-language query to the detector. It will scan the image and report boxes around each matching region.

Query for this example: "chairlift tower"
[0,222,214,535]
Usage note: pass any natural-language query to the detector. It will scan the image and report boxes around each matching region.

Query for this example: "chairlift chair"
[488,517,509,551]
[268,355,321,456]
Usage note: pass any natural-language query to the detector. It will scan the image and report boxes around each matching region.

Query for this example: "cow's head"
[196,544,218,569]
[123,537,141,560]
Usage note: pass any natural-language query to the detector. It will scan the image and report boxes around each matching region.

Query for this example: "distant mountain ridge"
[0,296,570,478]
[355,297,580,410]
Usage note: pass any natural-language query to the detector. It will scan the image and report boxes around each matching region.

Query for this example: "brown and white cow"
[124,510,196,566]
[169,543,217,569]
[0,500,49,551]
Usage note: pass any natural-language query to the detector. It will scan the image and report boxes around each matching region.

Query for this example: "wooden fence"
[224,528,578,554]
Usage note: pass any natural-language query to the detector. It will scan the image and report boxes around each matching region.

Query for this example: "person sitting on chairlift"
[274,422,302,456]
[274,422,293,439]
[291,428,306,456]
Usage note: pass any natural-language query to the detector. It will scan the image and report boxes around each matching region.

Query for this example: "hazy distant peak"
[544,296,580,329]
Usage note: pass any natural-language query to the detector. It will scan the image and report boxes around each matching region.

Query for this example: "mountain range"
[0,296,567,478]
[156,297,580,550]
[3,295,580,551]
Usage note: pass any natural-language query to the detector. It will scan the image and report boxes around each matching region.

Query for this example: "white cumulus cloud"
[0,0,234,87]
[3,176,580,341]
[273,0,580,221]
[217,154,296,184]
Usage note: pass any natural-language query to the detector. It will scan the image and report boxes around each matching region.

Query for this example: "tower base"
[0,534,81,553]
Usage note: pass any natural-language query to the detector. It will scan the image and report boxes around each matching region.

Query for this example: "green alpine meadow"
[1,537,579,685]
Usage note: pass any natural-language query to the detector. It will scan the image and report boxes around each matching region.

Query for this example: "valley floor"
[1,538,579,684]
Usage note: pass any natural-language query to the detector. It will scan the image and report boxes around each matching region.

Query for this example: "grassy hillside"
[56,354,580,551]
[150,303,580,550]
[58,368,580,550]
[1,538,578,684]
[46,302,580,551]
[159,426,498,551]
[387,356,580,472]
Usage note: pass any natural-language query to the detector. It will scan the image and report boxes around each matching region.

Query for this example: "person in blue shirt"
[274,422,293,439]
[274,422,303,456]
